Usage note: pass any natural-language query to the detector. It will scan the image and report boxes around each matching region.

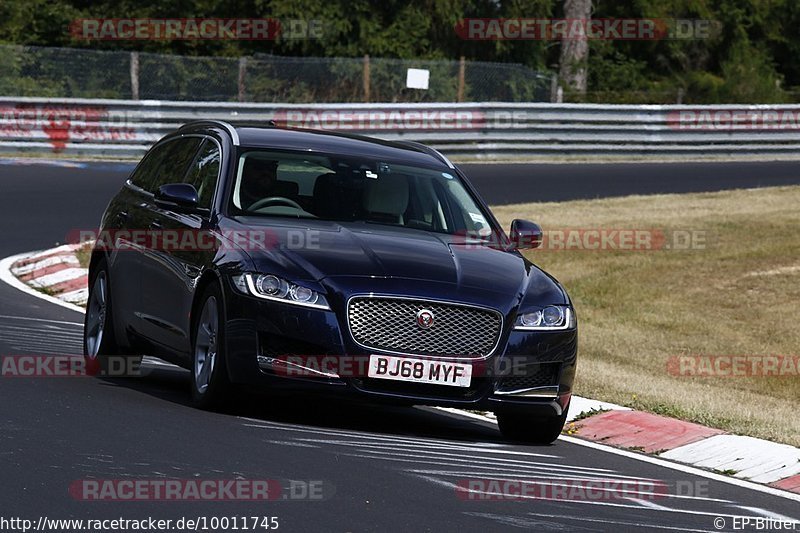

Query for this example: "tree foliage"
[0,0,796,102]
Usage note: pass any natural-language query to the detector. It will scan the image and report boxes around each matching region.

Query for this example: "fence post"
[363,55,371,103]
[457,56,466,102]
[130,52,139,100]
[238,57,247,102]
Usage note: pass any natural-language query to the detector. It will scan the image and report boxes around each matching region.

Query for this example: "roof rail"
[394,140,455,169]
[178,120,240,145]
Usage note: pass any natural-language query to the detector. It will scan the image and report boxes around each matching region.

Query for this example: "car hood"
[222,217,565,302]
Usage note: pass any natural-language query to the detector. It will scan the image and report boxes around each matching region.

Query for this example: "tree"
[558,0,591,94]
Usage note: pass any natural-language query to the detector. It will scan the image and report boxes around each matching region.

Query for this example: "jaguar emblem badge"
[416,309,435,329]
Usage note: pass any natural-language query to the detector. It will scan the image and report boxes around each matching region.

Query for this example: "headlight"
[289,284,317,304]
[257,274,289,298]
[514,305,574,331]
[232,273,330,310]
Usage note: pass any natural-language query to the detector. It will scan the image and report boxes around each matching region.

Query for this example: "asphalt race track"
[464,159,800,204]
[0,158,799,532]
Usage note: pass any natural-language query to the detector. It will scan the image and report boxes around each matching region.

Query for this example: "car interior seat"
[362,174,409,224]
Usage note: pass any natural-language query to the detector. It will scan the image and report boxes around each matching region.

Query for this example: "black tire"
[190,283,232,409]
[83,258,141,376]
[496,402,570,445]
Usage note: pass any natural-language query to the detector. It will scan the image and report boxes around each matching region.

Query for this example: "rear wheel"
[496,402,570,445]
[83,258,141,376]
[190,283,232,409]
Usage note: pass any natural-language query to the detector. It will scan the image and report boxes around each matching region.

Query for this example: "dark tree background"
[0,0,795,103]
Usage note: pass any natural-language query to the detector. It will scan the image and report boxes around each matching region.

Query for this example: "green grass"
[74,243,92,269]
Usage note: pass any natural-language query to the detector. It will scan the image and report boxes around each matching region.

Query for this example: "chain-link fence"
[0,44,553,103]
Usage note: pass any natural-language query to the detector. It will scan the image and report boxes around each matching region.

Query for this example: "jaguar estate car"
[83,120,577,444]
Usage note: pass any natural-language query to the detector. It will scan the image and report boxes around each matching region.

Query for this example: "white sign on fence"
[406,68,430,90]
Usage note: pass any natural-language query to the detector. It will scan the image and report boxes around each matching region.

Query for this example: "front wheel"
[190,283,232,409]
[496,402,570,445]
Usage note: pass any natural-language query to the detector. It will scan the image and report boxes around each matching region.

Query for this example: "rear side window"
[129,142,171,191]
[184,139,221,209]
[151,137,202,192]
[129,137,202,194]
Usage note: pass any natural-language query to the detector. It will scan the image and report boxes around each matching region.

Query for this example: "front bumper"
[222,278,577,416]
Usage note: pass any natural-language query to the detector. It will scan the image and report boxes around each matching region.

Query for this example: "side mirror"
[155,183,200,212]
[510,219,543,250]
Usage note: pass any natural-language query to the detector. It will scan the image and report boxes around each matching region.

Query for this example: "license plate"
[367,355,472,387]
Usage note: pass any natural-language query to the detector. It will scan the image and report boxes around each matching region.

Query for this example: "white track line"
[0,323,83,336]
[3,249,800,504]
[436,408,800,503]
[0,315,83,326]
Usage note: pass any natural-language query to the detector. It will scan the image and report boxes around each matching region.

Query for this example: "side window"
[129,142,172,191]
[150,137,203,192]
[184,139,221,209]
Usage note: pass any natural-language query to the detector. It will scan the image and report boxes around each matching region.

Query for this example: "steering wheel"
[248,196,304,211]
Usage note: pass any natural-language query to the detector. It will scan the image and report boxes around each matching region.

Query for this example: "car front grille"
[347,297,503,358]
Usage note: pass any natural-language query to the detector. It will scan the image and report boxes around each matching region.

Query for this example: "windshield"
[229,149,494,237]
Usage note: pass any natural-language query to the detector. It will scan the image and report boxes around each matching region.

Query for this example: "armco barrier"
[3,97,800,159]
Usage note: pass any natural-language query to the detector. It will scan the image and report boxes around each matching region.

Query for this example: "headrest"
[363,174,409,216]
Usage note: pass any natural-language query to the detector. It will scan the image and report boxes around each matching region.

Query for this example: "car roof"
[178,120,454,169]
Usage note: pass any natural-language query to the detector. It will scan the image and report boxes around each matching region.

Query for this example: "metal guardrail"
[3,97,800,160]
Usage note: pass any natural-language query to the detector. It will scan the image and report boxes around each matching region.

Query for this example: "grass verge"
[74,242,92,269]
[491,186,800,447]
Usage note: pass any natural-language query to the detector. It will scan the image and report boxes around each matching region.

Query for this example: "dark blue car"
[83,121,577,444]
